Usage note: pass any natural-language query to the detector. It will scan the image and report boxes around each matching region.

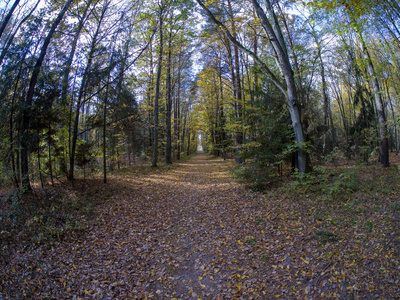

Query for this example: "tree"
[195,0,308,172]
[0,0,20,39]
[20,0,73,191]
[68,0,110,180]
[152,1,166,167]
[310,0,390,166]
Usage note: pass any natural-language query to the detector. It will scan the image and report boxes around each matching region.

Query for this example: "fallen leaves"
[1,155,399,298]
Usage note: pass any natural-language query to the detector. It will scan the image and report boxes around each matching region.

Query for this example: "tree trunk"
[187,128,191,156]
[360,34,389,167]
[147,40,154,150]
[181,102,188,155]
[0,0,20,39]
[48,124,54,186]
[9,58,26,188]
[196,0,308,172]
[165,29,172,165]
[0,0,39,67]
[252,0,307,172]
[20,0,72,191]
[219,68,226,160]
[385,81,398,153]
[69,1,108,180]
[175,56,181,160]
[317,45,333,153]
[61,3,91,107]
[103,77,109,183]
[152,12,164,167]
[227,0,243,164]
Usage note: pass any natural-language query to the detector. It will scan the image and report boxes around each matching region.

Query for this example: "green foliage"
[76,141,96,170]
[0,160,13,187]
[0,182,112,248]
[290,165,359,201]
[364,221,374,232]
[314,230,338,244]
[357,127,379,163]
[232,162,283,192]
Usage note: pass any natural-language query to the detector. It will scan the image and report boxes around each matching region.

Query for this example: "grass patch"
[261,255,269,263]
[315,230,338,244]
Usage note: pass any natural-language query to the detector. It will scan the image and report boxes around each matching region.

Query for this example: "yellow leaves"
[4,155,400,299]
[300,257,309,264]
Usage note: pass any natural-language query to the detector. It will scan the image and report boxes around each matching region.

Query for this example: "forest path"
[8,154,398,299]
[4,154,279,299]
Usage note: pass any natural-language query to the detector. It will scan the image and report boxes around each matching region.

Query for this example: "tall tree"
[196,0,308,172]
[152,2,166,167]
[20,0,73,191]
[68,0,110,180]
[0,0,21,39]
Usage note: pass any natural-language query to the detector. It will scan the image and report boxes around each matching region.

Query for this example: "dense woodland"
[0,0,399,188]
[2,0,400,298]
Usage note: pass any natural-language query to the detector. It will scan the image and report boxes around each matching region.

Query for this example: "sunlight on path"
[35,154,271,299]
[3,156,400,299]
[0,154,347,299]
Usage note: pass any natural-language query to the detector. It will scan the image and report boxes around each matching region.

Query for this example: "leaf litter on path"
[1,154,399,299]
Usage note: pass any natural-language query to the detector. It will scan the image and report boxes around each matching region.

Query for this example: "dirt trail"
[3,154,399,299]
[2,155,270,299]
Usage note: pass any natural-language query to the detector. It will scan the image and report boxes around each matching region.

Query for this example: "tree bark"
[252,0,307,172]
[385,81,398,154]
[227,0,243,164]
[61,2,91,107]
[165,28,173,165]
[152,12,164,167]
[69,1,108,180]
[0,0,20,39]
[20,0,72,191]
[0,0,40,67]
[196,0,308,172]
[359,33,389,167]
[175,54,181,160]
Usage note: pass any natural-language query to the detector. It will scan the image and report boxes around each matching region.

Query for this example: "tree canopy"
[0,0,399,189]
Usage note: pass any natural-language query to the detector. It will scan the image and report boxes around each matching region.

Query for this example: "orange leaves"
[2,155,400,298]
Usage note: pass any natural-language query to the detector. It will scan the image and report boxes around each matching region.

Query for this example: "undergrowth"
[234,158,400,248]
[234,160,400,201]
[0,159,181,256]
[0,181,111,258]
[232,162,285,192]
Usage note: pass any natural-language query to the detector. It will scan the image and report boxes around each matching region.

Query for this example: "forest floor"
[1,153,400,299]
